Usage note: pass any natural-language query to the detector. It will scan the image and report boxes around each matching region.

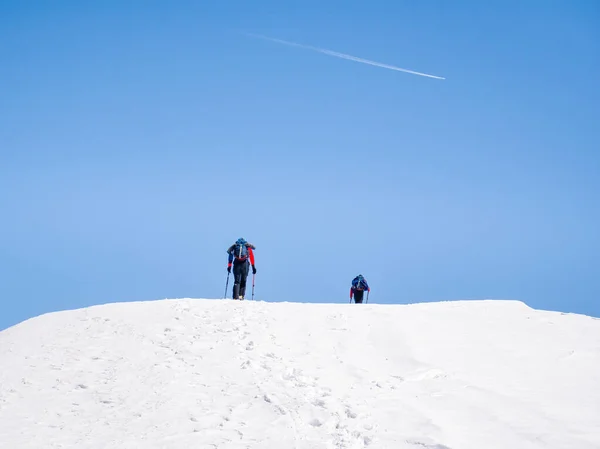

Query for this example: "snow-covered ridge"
[1,298,599,449]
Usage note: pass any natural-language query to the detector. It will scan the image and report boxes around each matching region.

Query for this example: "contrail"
[244,32,445,80]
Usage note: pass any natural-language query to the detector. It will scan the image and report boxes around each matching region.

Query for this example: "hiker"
[350,274,370,303]
[227,238,256,300]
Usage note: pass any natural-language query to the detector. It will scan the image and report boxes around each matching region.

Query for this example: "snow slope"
[1,299,599,449]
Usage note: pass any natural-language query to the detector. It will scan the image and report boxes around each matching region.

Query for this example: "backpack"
[233,238,249,260]
[352,275,367,290]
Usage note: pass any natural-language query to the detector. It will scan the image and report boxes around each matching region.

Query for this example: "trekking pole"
[223,272,230,299]
[251,273,255,300]
[366,290,370,304]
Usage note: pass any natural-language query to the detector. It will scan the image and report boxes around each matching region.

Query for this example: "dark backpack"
[233,238,249,260]
[352,275,367,290]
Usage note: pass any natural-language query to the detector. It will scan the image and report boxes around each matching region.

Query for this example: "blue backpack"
[233,238,249,260]
[352,275,368,290]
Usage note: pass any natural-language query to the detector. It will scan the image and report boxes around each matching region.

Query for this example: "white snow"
[1,299,599,449]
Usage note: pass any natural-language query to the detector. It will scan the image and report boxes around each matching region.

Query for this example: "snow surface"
[1,299,599,449]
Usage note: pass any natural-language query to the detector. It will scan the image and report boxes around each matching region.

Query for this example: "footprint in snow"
[312,398,326,408]
[406,439,452,449]
[262,393,286,415]
[240,360,251,369]
[309,418,323,427]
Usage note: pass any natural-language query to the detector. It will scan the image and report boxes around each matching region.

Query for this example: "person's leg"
[239,261,249,298]
[233,262,243,299]
[354,290,364,303]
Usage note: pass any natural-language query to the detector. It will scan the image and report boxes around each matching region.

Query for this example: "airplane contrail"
[244,32,445,80]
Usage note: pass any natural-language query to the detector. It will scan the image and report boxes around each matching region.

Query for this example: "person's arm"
[248,247,256,273]
[227,245,234,270]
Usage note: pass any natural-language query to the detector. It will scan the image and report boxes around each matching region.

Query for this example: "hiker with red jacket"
[227,238,256,300]
[350,274,370,303]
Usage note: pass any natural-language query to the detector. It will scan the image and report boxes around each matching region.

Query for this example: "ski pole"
[224,271,230,299]
[366,290,370,304]
[251,273,255,300]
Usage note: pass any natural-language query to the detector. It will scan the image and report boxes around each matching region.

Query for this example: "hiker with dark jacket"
[227,238,256,300]
[350,274,370,303]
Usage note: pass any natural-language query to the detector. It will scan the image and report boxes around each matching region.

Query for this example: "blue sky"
[1,1,599,330]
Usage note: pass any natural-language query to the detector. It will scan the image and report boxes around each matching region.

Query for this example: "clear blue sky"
[1,1,599,330]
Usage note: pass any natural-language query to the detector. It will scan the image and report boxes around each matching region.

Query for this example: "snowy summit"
[1,298,599,448]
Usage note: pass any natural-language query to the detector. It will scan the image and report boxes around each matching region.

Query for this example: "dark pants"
[232,260,249,299]
[353,290,364,303]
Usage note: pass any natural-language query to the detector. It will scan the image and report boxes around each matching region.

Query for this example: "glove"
[252,265,257,274]
[227,266,231,273]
